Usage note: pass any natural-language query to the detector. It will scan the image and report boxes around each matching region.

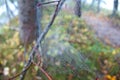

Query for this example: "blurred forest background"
[0,0,120,80]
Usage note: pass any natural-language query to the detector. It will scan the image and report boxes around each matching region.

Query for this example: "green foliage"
[0,6,120,80]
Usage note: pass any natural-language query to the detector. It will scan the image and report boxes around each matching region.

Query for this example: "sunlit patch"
[112,50,117,55]
[3,67,9,76]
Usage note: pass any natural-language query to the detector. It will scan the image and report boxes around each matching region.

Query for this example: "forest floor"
[82,12,120,48]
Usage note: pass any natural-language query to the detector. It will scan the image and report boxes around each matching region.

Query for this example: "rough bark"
[18,0,37,47]
[97,0,101,13]
[74,0,81,17]
[112,0,119,16]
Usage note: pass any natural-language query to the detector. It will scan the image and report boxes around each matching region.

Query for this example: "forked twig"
[20,0,66,80]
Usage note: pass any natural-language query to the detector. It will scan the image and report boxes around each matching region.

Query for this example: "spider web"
[36,1,93,79]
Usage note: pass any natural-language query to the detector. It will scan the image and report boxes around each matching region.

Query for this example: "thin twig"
[20,0,66,80]
[39,67,52,80]
[8,62,32,80]
[32,61,52,80]
[37,0,60,6]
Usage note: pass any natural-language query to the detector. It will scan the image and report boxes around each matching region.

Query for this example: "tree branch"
[8,62,32,80]
[37,0,60,6]
[20,0,66,80]
[32,61,52,80]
